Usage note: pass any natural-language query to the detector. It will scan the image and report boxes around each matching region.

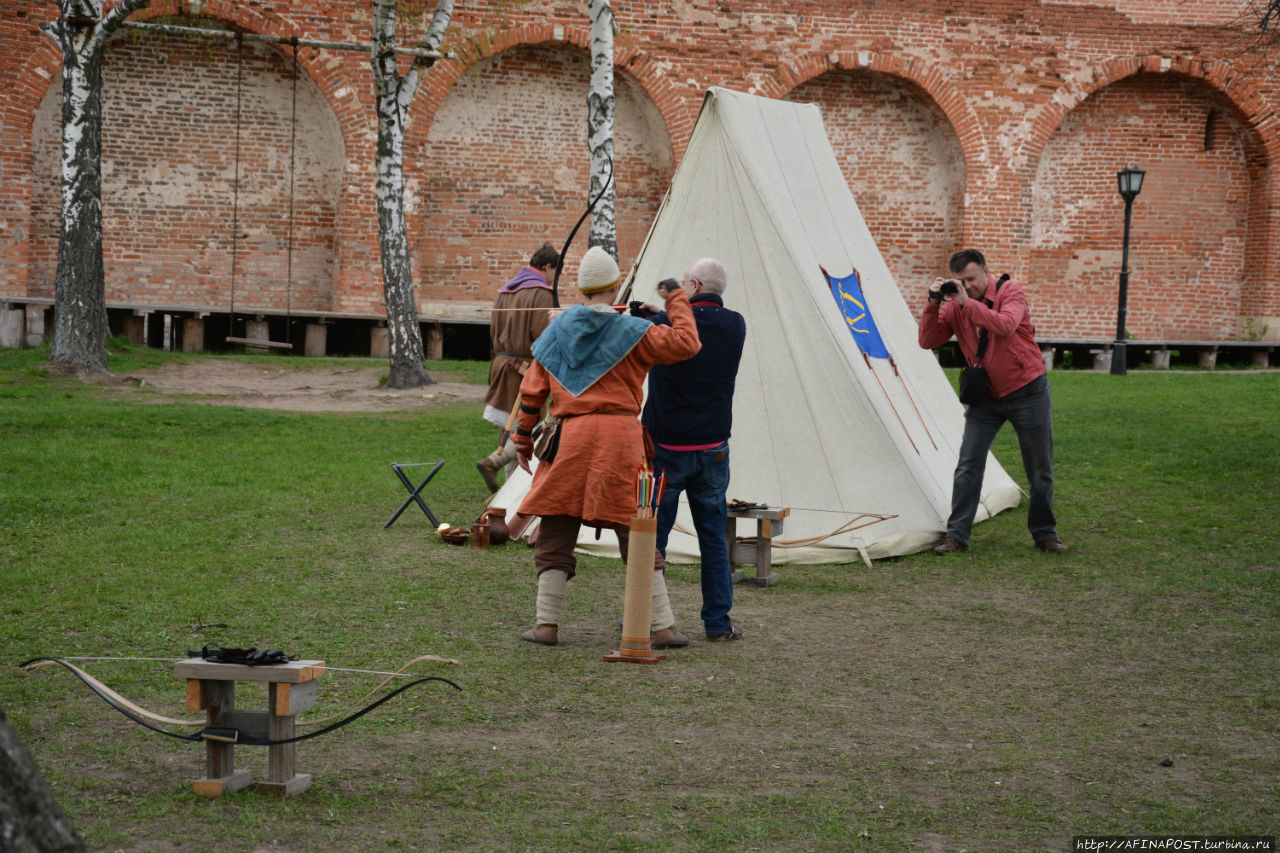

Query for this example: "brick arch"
[1029,55,1280,174]
[411,24,687,159]
[177,1,366,143]
[763,51,988,183]
[1027,63,1275,340]
[404,36,677,303]
[1,4,364,161]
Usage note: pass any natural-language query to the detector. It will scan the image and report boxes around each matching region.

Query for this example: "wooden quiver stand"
[604,516,666,664]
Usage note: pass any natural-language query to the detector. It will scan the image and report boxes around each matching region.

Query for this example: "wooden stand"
[174,658,325,797]
[725,506,790,586]
[604,517,666,664]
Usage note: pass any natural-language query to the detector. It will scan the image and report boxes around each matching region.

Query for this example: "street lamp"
[1112,165,1145,376]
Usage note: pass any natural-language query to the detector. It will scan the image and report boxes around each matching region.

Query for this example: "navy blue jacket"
[641,293,746,447]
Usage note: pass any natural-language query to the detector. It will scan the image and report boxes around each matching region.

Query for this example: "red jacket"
[918,275,1045,399]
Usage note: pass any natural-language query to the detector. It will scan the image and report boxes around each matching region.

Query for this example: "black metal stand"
[385,461,445,528]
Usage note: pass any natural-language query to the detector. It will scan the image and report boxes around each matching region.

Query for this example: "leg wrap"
[536,569,568,627]
[650,569,674,632]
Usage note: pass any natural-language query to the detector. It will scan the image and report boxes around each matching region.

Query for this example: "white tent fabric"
[493,87,1022,564]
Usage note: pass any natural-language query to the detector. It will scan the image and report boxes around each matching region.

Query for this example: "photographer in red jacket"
[918,249,1066,554]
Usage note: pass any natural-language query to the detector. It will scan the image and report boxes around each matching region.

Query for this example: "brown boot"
[476,457,500,493]
[651,626,689,648]
[520,624,557,645]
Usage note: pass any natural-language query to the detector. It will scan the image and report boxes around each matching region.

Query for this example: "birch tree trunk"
[42,0,151,376]
[0,707,85,852]
[587,0,617,259]
[371,0,452,389]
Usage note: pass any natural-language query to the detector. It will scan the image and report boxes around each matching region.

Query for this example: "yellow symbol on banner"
[838,283,870,335]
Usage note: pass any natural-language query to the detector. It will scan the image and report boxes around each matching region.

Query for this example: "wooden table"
[174,658,325,798]
[725,506,790,586]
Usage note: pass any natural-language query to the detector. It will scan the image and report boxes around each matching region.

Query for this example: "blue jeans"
[948,374,1057,545]
[653,442,734,636]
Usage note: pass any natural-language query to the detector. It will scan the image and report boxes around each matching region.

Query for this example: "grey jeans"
[947,373,1057,544]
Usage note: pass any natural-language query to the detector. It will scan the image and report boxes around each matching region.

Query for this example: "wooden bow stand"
[175,658,325,798]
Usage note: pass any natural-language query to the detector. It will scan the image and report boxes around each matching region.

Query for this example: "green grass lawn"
[1,345,1277,851]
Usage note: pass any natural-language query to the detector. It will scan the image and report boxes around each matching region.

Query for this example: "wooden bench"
[174,658,325,798]
[725,506,790,586]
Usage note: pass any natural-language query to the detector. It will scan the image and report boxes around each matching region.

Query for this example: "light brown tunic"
[483,280,554,414]
[514,288,701,527]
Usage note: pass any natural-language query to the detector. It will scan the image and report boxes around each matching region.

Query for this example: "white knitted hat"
[577,245,621,294]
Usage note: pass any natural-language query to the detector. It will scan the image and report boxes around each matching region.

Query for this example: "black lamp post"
[1112,165,1145,376]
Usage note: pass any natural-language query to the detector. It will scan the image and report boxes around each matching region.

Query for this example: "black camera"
[939,280,960,296]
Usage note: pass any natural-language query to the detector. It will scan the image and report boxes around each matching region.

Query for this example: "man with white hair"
[512,246,703,648]
[642,257,747,642]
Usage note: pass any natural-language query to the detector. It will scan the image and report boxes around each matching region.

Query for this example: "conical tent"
[493,87,1022,564]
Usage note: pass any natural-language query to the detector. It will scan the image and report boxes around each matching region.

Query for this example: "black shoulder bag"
[957,275,1008,407]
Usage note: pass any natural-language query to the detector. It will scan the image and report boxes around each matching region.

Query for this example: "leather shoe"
[932,536,968,555]
[520,624,557,645]
[651,626,689,648]
[1035,538,1068,553]
[476,457,500,493]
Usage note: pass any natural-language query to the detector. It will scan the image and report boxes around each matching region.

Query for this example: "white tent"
[493,87,1022,564]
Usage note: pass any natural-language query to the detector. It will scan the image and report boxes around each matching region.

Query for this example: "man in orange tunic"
[512,246,702,647]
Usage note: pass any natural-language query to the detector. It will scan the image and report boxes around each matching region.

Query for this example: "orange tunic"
[514,288,701,527]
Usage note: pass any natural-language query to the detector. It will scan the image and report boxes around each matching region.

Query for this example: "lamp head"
[1117,166,1145,202]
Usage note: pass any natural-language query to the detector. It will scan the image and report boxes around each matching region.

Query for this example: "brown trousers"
[533,515,660,580]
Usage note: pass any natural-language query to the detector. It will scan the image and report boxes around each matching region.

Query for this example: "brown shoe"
[520,624,557,645]
[932,536,968,555]
[1035,538,1068,553]
[476,457,500,493]
[651,626,690,648]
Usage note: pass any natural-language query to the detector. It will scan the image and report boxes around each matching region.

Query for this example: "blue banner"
[826,269,890,360]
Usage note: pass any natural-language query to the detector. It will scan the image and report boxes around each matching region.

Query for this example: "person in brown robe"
[512,246,702,648]
[476,243,558,492]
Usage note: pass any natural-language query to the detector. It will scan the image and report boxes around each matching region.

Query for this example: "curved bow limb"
[550,157,615,308]
[20,655,462,747]
[21,657,206,742]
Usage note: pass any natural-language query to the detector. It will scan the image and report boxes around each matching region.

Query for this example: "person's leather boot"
[1035,538,1068,553]
[476,457,500,493]
[932,536,968,555]
[520,624,557,645]
[651,626,689,648]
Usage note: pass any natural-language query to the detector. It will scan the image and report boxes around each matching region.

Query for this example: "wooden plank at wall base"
[0,308,23,348]
[370,326,389,358]
[25,307,45,348]
[181,317,204,353]
[122,315,145,345]
[426,322,443,360]
[304,323,327,357]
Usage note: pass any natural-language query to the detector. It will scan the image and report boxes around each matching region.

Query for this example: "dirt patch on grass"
[107,360,484,413]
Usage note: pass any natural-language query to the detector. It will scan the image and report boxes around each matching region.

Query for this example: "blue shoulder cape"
[531,306,651,397]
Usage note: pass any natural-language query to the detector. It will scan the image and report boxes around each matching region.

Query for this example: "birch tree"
[0,707,85,852]
[587,0,617,259]
[40,0,151,375]
[371,0,452,389]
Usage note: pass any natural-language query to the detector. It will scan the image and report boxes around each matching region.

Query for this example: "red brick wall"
[2,0,1278,343]
[1030,74,1256,340]
[28,30,343,311]
[408,43,672,306]
[787,71,966,320]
